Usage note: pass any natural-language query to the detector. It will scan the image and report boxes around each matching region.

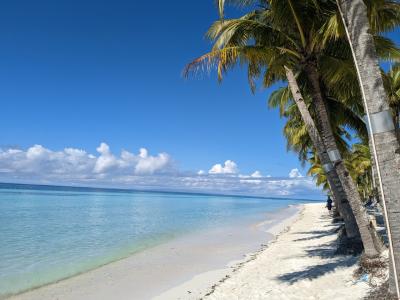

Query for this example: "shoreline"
[8,204,301,300]
[154,205,303,300]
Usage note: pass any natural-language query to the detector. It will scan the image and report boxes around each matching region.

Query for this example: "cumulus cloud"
[0,145,322,199]
[208,160,238,174]
[0,143,172,181]
[289,168,303,178]
[134,148,171,175]
[94,143,118,173]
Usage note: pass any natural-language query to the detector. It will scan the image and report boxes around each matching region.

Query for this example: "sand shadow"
[303,242,337,258]
[276,256,358,284]
[276,220,358,284]
[293,229,338,242]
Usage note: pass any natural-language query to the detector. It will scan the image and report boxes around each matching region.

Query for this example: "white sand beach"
[9,203,370,300]
[158,203,370,300]
[8,206,298,300]
[204,203,369,300]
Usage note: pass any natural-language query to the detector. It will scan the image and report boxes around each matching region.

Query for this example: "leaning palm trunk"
[395,112,400,144]
[285,67,361,241]
[393,110,400,145]
[329,191,340,218]
[337,0,400,295]
[368,139,381,205]
[303,63,382,257]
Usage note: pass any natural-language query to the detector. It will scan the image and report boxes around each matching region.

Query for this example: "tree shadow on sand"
[293,230,338,242]
[276,256,358,284]
[276,219,359,284]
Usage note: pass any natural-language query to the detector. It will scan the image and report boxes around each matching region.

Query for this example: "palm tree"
[280,0,383,257]
[269,80,363,240]
[336,0,400,295]
[346,144,375,202]
[280,97,377,205]
[270,80,383,243]
[309,144,376,203]
[284,67,362,240]
[273,85,376,203]
[185,0,383,256]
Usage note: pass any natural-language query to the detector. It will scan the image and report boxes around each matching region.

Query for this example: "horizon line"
[0,181,324,202]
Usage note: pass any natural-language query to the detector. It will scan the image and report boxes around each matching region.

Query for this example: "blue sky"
[0,1,398,198]
[0,0,295,174]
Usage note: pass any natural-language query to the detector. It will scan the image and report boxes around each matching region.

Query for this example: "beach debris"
[364,280,399,300]
[356,273,369,283]
[354,253,388,286]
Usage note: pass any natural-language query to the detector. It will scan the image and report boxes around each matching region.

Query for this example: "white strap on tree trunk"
[322,163,333,173]
[363,110,395,135]
[328,149,342,162]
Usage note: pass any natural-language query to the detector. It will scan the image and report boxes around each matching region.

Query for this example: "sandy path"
[204,203,369,300]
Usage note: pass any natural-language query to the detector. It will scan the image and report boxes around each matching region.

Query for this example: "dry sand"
[200,203,370,300]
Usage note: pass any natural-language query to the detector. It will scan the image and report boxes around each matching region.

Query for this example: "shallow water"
[0,184,306,297]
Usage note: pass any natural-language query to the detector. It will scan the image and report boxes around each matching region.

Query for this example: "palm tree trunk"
[394,110,400,145]
[303,63,382,257]
[329,191,340,218]
[337,0,400,295]
[285,67,360,240]
[368,139,381,206]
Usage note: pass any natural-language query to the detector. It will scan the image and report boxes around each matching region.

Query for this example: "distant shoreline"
[0,181,323,202]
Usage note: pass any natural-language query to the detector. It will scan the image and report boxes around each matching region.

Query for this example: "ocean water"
[0,183,306,297]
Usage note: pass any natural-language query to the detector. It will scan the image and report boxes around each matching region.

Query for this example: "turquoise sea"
[0,183,309,297]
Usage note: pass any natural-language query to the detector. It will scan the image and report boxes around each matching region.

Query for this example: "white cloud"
[208,160,238,174]
[289,168,303,178]
[173,174,320,198]
[250,170,262,178]
[94,143,118,173]
[135,151,170,175]
[0,144,323,199]
[0,143,172,180]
